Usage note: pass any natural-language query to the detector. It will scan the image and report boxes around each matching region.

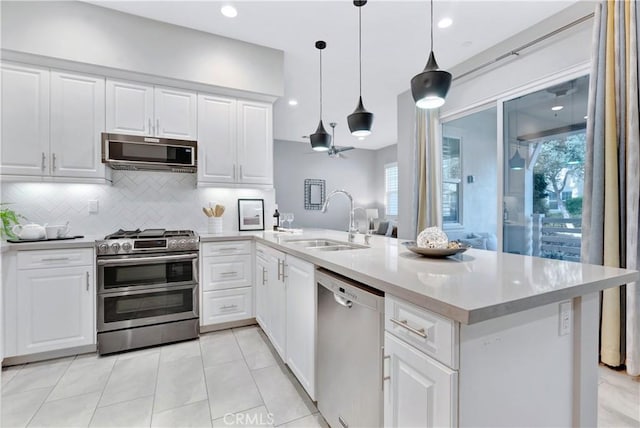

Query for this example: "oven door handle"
[97,253,199,266]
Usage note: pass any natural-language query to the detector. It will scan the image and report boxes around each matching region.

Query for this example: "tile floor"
[2,325,639,428]
[1,326,327,428]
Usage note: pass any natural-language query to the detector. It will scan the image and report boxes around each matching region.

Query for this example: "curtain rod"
[453,12,595,82]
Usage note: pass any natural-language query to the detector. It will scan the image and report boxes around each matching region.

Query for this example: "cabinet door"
[197,94,237,183]
[17,267,94,355]
[106,79,153,136]
[285,255,316,400]
[384,332,457,428]
[50,71,106,178]
[255,255,269,333]
[0,62,49,176]
[237,100,273,185]
[154,86,197,139]
[267,252,286,360]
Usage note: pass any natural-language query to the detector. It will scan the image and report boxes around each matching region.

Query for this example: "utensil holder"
[208,217,223,234]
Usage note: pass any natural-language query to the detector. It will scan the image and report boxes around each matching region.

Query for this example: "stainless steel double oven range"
[96,229,199,354]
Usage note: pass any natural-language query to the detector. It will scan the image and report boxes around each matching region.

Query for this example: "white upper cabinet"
[106,79,196,139]
[198,96,273,186]
[154,86,197,140]
[0,62,50,176]
[0,62,107,180]
[50,71,105,178]
[106,79,154,136]
[237,100,273,185]
[197,94,237,183]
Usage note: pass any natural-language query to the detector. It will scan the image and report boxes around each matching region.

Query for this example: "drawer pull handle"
[390,318,427,338]
[220,304,238,310]
[262,267,267,285]
[218,247,238,252]
[41,257,71,262]
[220,271,238,276]
[86,271,90,291]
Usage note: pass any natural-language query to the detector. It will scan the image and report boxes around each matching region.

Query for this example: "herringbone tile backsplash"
[1,171,274,236]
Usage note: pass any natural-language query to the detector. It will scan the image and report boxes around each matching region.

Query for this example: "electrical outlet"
[88,199,99,214]
[559,301,572,336]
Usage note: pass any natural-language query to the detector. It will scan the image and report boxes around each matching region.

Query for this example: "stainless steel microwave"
[101,133,197,173]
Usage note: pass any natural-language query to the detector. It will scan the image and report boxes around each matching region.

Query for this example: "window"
[442,137,462,225]
[385,163,398,217]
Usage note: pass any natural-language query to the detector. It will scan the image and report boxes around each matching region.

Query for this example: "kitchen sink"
[285,238,368,251]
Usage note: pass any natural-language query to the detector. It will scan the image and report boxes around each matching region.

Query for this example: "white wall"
[397,91,418,240]
[1,1,284,97]
[273,140,380,232]
[1,172,275,236]
[374,144,397,217]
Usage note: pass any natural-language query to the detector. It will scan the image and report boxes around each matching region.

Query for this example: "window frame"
[441,136,463,229]
[384,162,398,218]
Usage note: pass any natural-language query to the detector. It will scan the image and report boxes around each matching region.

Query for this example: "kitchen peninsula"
[3,229,637,427]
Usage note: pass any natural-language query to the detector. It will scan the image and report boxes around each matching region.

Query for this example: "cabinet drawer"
[385,295,458,369]
[202,240,252,256]
[17,248,94,270]
[255,243,269,262]
[201,287,253,326]
[202,255,252,291]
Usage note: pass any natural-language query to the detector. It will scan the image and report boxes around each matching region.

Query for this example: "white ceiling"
[89,0,579,150]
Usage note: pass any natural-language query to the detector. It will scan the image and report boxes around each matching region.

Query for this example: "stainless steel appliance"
[316,269,384,428]
[102,133,197,173]
[96,229,199,354]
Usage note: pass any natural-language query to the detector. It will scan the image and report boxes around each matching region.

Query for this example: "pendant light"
[347,0,374,137]
[411,0,452,109]
[509,145,525,170]
[310,41,331,152]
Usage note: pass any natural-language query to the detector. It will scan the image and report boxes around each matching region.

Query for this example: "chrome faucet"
[321,189,358,242]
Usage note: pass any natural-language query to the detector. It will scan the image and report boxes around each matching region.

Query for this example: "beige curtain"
[582,0,640,376]
[415,109,442,236]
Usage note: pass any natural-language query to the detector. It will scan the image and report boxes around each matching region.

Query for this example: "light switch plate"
[88,199,99,213]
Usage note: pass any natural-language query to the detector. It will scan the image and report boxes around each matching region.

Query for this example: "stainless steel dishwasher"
[316,269,384,428]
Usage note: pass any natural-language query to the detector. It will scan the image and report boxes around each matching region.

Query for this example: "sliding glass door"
[502,75,588,259]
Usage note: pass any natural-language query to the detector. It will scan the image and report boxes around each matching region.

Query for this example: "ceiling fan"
[326,122,354,158]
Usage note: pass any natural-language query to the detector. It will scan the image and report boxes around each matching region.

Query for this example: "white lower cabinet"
[200,241,254,327]
[384,332,457,428]
[13,249,95,356]
[254,244,315,399]
[384,295,458,428]
[284,255,316,400]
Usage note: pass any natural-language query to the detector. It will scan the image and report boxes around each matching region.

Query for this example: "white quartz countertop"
[4,228,637,325]
[208,229,637,325]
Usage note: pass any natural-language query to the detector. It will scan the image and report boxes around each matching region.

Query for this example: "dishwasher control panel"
[316,269,383,311]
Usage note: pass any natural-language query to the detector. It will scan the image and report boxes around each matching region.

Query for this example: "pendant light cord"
[430,0,434,52]
[358,6,362,97]
[319,48,323,120]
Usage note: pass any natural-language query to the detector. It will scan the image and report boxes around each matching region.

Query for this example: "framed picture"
[238,199,265,231]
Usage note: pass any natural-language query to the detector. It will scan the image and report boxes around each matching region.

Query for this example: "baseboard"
[2,344,97,367]
[200,318,257,333]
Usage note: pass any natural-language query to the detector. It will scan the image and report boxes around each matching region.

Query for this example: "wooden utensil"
[214,205,225,217]
[203,207,213,217]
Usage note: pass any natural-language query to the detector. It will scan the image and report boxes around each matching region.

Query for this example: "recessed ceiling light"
[551,105,564,111]
[288,99,298,106]
[438,17,453,29]
[220,5,237,18]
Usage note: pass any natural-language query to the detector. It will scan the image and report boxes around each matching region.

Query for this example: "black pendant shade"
[347,96,374,137]
[310,40,331,152]
[311,120,331,152]
[411,51,452,109]
[411,0,452,109]
[509,147,525,170]
[348,0,373,137]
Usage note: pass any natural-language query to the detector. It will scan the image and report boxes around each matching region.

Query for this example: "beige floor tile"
[89,395,154,428]
[159,339,201,364]
[99,352,159,408]
[200,331,245,368]
[154,355,208,413]
[204,360,263,420]
[2,358,73,395]
[233,327,278,371]
[0,386,52,428]
[277,413,329,428]
[47,354,116,402]
[28,391,101,427]
[1,364,24,387]
[151,400,212,428]
[252,364,316,426]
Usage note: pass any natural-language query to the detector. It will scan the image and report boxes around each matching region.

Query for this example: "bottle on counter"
[273,205,280,231]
